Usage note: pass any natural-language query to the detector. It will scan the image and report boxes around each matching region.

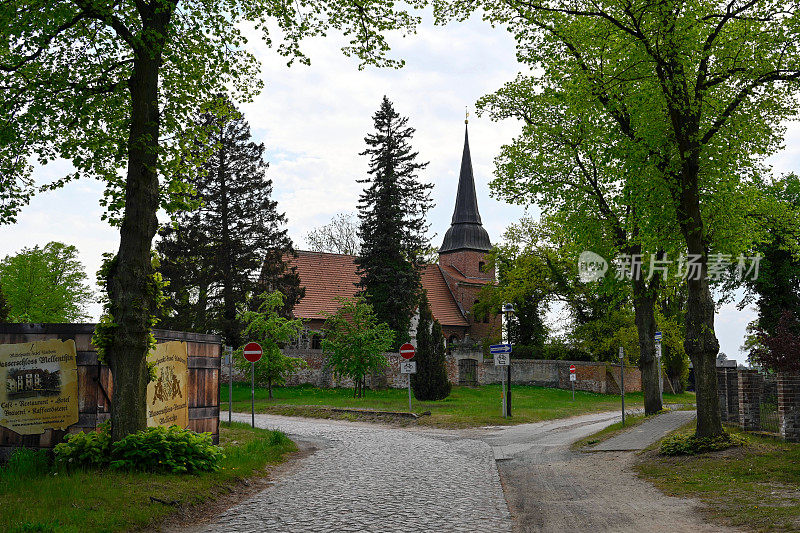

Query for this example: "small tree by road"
[411,293,451,401]
[235,291,306,400]
[322,297,395,398]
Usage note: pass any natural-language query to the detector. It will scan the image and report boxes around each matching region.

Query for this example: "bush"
[54,422,223,474]
[660,431,748,456]
[1,447,50,478]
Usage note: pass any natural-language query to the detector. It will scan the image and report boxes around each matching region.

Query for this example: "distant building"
[287,122,500,348]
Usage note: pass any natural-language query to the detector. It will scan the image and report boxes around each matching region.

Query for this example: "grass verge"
[0,422,296,533]
[221,383,695,428]
[570,413,648,450]
[635,426,800,532]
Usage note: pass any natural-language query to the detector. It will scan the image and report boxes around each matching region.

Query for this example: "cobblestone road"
[193,414,511,532]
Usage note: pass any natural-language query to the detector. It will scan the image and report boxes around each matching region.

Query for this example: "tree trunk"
[678,155,723,437]
[632,278,663,415]
[106,54,162,442]
[104,4,175,442]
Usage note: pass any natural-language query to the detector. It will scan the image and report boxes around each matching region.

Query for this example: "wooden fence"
[0,324,220,459]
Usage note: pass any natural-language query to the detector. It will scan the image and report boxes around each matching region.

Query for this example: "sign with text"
[400,361,417,374]
[146,341,189,428]
[494,353,510,366]
[0,339,79,435]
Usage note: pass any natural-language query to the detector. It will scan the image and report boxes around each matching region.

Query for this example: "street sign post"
[619,346,626,427]
[569,364,576,400]
[224,345,233,425]
[494,351,511,417]
[655,332,663,404]
[490,344,512,354]
[399,346,416,412]
[243,342,262,428]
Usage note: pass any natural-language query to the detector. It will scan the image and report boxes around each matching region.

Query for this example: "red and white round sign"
[569,364,576,374]
[243,342,263,363]
[399,343,416,360]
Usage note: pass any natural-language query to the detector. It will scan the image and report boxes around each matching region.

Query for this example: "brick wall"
[737,369,763,431]
[725,368,740,426]
[777,372,800,442]
[717,368,729,422]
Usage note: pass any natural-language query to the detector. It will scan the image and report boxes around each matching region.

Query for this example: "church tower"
[438,119,496,341]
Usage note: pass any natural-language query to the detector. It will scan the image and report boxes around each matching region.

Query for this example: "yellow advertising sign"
[146,341,189,428]
[0,339,79,435]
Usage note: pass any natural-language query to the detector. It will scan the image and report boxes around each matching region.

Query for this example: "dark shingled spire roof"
[439,124,492,254]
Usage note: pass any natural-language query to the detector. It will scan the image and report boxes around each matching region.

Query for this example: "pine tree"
[356,96,433,348]
[157,97,302,346]
[411,293,452,401]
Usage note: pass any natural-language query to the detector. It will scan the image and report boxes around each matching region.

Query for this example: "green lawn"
[636,426,800,532]
[221,383,696,428]
[0,423,296,533]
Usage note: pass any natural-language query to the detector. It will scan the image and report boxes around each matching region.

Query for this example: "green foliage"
[411,294,451,401]
[660,432,748,457]
[1,447,50,479]
[0,242,93,322]
[356,96,433,349]
[54,421,223,474]
[321,297,394,397]
[234,291,307,397]
[0,280,9,323]
[657,316,690,392]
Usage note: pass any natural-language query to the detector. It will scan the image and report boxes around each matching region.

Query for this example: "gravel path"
[481,412,739,533]
[189,413,511,532]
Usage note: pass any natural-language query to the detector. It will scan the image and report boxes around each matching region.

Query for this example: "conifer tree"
[356,96,433,347]
[411,293,452,401]
[157,98,302,346]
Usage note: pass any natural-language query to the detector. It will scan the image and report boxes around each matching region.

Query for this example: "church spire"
[439,123,492,254]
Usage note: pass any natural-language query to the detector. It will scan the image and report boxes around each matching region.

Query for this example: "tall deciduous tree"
[321,297,395,398]
[411,294,451,401]
[305,212,361,255]
[0,282,9,323]
[1,0,424,440]
[438,0,800,436]
[157,97,302,347]
[356,96,433,347]
[0,242,93,322]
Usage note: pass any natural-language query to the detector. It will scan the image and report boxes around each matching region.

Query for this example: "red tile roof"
[287,251,468,327]
[439,264,494,286]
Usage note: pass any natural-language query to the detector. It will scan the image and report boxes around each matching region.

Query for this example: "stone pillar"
[777,372,800,442]
[726,368,740,426]
[738,369,763,431]
[717,368,729,422]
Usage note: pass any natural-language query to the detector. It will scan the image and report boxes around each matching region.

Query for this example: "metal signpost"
[243,342,263,428]
[491,344,511,417]
[399,343,416,412]
[655,331,663,404]
[569,364,576,400]
[619,346,626,427]
[224,345,233,425]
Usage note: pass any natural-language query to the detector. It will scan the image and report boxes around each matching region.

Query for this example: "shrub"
[660,431,748,456]
[54,422,223,474]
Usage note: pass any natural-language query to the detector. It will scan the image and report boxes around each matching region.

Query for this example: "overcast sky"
[3,8,800,364]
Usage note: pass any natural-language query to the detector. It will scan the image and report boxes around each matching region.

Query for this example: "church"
[287,122,501,349]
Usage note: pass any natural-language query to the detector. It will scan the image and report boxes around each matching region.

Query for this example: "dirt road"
[477,412,738,533]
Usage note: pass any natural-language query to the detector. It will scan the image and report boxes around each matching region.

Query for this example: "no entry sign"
[570,364,576,374]
[243,342,263,363]
[399,343,415,360]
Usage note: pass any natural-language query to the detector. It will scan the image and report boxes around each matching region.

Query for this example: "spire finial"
[465,107,469,124]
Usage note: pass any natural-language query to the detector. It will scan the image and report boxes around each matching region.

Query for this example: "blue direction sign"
[655,331,662,342]
[490,344,512,354]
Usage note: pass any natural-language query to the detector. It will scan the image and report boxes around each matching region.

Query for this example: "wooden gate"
[458,358,478,386]
[0,324,221,460]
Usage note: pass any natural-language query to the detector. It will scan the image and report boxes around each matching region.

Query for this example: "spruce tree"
[157,97,302,346]
[411,293,452,401]
[356,96,433,347]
